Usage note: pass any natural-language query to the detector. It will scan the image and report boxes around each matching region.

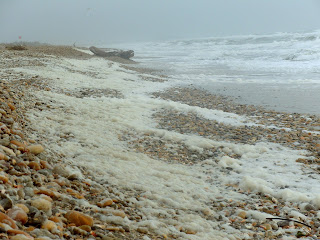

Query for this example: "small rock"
[9,234,33,240]
[137,227,148,234]
[98,199,113,208]
[261,223,272,231]
[41,220,57,233]
[1,146,15,156]
[17,189,25,200]
[304,204,316,211]
[106,226,121,232]
[29,210,48,226]
[15,204,29,213]
[102,237,118,240]
[40,160,52,169]
[67,173,80,180]
[79,225,91,232]
[32,174,44,187]
[0,193,13,210]
[278,220,290,228]
[238,211,246,219]
[31,198,52,215]
[0,136,10,147]
[24,187,35,198]
[185,229,197,234]
[27,145,44,155]
[30,228,56,239]
[10,140,25,148]
[0,175,9,184]
[53,165,70,178]
[65,210,93,227]
[7,206,28,225]
[34,188,58,199]
[7,229,33,239]
[0,153,8,161]
[69,226,88,235]
[0,212,17,229]
[28,162,41,171]
[270,221,279,230]
[112,210,126,218]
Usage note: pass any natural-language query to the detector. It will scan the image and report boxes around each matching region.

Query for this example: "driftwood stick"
[266,217,312,228]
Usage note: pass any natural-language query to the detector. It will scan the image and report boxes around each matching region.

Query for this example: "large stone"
[65,210,93,227]
[27,145,44,155]
[31,198,52,215]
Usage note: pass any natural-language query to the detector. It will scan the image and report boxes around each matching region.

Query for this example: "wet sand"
[195,82,320,116]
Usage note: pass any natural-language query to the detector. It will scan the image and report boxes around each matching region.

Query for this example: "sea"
[110,30,320,115]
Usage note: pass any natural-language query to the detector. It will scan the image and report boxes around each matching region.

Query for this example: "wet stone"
[0,194,13,210]
[304,204,316,211]
[24,187,35,198]
[277,220,290,228]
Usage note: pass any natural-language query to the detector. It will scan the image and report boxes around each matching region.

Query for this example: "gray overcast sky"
[1,0,320,45]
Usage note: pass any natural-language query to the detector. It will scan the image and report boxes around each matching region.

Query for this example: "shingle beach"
[0,45,320,239]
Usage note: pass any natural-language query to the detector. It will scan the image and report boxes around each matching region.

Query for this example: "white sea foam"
[16,54,320,239]
[112,30,320,87]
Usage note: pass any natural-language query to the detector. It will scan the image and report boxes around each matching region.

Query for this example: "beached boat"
[89,46,134,59]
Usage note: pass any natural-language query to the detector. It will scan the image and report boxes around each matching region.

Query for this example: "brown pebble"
[7,207,28,225]
[261,223,272,231]
[137,227,148,234]
[7,229,32,238]
[106,226,121,231]
[0,153,8,161]
[15,204,29,213]
[238,211,247,219]
[31,198,52,214]
[97,199,113,207]
[0,212,17,229]
[10,140,25,148]
[185,229,197,234]
[41,220,57,232]
[7,103,15,111]
[0,175,9,183]
[40,160,52,169]
[28,162,41,171]
[34,188,57,198]
[79,225,91,232]
[112,210,126,218]
[49,216,63,224]
[27,145,44,155]
[65,210,93,227]
[1,146,15,156]
[25,226,35,232]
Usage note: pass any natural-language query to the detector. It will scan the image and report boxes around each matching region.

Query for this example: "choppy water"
[110,30,320,114]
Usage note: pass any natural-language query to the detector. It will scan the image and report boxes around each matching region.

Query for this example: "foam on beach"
[14,51,320,239]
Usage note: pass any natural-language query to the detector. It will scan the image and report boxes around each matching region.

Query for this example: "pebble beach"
[0,44,320,240]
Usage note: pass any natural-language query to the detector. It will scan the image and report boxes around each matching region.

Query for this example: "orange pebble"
[0,175,9,184]
[28,162,41,171]
[0,212,17,229]
[7,229,32,239]
[10,140,25,148]
[7,103,15,111]
[65,210,93,227]
[0,153,8,161]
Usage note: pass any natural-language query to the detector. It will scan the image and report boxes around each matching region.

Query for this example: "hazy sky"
[1,0,320,45]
